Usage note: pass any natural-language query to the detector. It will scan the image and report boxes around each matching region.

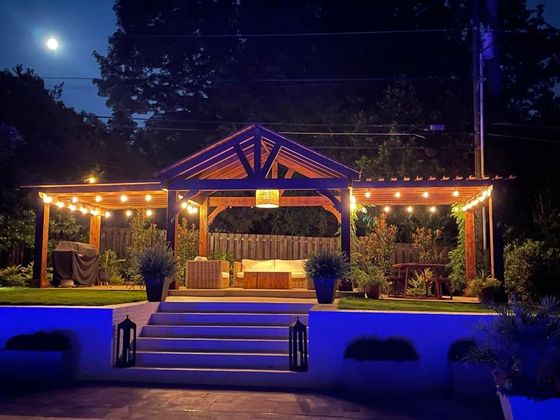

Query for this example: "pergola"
[23,124,508,287]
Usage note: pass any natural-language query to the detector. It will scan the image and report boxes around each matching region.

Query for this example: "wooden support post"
[340,188,351,262]
[489,189,504,282]
[89,214,102,253]
[198,200,208,257]
[166,191,179,289]
[488,196,495,278]
[32,202,50,288]
[464,210,476,283]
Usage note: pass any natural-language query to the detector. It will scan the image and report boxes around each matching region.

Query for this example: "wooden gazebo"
[23,124,508,287]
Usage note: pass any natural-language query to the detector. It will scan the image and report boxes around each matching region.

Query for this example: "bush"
[5,331,70,351]
[505,240,560,302]
[304,249,350,280]
[138,244,177,282]
[361,214,397,274]
[0,264,29,287]
[99,249,125,284]
[344,337,419,361]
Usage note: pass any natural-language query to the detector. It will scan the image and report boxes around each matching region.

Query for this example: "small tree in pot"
[138,244,177,302]
[305,249,350,304]
[351,262,388,299]
[466,297,560,420]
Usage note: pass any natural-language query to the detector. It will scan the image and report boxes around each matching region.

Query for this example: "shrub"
[352,263,388,291]
[177,218,198,277]
[407,268,433,296]
[447,339,477,362]
[0,264,28,287]
[126,210,166,281]
[138,244,177,282]
[362,214,397,274]
[99,249,125,283]
[505,239,560,302]
[465,271,502,303]
[467,297,560,399]
[344,337,419,361]
[5,331,70,351]
[412,227,443,263]
[304,249,350,280]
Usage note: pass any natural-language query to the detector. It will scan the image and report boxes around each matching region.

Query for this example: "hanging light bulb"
[104,211,111,218]
[125,210,133,217]
[422,191,429,198]
[145,194,152,202]
[120,194,128,203]
[80,207,88,214]
[181,201,188,209]
[68,204,76,212]
[394,191,401,198]
[429,206,437,213]
[91,209,99,216]
[41,195,53,204]
[71,197,78,203]
[146,209,153,217]
[95,195,102,202]
[452,190,460,197]
[383,206,391,213]
[56,201,64,208]
[406,206,414,214]
[364,191,371,199]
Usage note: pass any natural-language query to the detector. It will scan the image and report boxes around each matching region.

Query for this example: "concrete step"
[141,324,289,339]
[158,301,313,314]
[149,312,307,326]
[136,350,288,370]
[136,337,290,353]
[108,366,319,388]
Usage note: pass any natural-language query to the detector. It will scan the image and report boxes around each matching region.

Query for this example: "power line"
[486,133,560,144]
[493,122,560,130]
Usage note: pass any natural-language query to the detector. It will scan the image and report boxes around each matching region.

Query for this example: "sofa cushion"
[221,272,229,279]
[274,259,306,273]
[242,259,275,272]
[291,271,307,279]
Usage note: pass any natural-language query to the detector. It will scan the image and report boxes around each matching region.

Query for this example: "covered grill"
[52,241,99,286]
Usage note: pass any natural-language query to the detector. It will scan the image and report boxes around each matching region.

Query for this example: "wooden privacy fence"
[100,228,449,264]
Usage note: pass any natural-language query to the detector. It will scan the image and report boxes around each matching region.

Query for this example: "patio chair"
[186,260,230,289]
[387,275,406,297]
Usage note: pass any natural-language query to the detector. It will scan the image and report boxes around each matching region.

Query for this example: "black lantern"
[289,317,308,372]
[115,315,136,368]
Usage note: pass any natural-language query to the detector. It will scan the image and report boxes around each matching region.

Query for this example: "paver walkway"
[0,383,502,419]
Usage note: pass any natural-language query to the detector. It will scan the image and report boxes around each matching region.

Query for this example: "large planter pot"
[145,276,171,302]
[364,285,381,299]
[0,350,73,384]
[478,286,496,304]
[342,360,423,395]
[498,392,560,420]
[313,277,338,304]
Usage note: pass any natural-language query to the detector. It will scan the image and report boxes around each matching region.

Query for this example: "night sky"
[0,0,558,116]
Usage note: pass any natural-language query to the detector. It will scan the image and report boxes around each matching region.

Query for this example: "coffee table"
[243,272,292,289]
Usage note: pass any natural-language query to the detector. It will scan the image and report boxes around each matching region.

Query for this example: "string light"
[125,210,133,217]
[146,209,153,217]
[453,190,460,197]
[56,201,64,208]
[461,187,492,212]
[429,206,437,213]
[145,194,152,202]
[120,194,128,203]
[80,207,88,214]
[68,204,76,212]
[187,205,198,215]
[422,191,429,198]
[181,201,188,209]
[406,206,414,213]
[394,191,401,198]
[41,195,53,203]
[383,206,391,213]
[90,209,99,216]
[364,191,371,199]
[178,194,184,200]
[104,211,111,218]
[71,197,78,203]
[95,195,102,202]
[86,176,97,184]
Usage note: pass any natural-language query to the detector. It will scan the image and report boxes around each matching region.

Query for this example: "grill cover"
[52,241,99,286]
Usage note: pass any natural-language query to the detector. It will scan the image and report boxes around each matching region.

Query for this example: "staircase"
[113,301,315,387]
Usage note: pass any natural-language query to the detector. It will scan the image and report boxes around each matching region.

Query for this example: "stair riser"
[137,353,288,370]
[149,313,307,326]
[137,338,289,353]
[158,302,313,314]
[141,325,289,339]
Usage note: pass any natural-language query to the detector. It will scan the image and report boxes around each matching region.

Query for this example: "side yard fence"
[100,228,449,264]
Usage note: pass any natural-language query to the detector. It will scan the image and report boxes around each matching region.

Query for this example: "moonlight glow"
[46,37,59,50]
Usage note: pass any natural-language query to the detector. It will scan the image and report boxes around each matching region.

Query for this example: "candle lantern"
[289,317,308,372]
[115,315,136,368]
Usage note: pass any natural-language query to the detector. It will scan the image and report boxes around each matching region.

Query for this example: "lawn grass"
[338,296,493,313]
[0,288,147,306]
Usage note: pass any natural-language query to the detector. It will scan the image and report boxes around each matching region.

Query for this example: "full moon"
[46,37,59,50]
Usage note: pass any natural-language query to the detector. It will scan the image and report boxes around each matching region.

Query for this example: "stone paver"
[0,383,502,419]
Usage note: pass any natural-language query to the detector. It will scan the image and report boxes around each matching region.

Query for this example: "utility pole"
[472,0,482,178]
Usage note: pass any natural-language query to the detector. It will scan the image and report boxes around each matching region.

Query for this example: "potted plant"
[465,272,503,304]
[138,244,177,302]
[304,249,350,304]
[466,297,560,420]
[352,263,388,299]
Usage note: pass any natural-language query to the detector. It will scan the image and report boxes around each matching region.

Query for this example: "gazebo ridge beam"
[168,178,350,191]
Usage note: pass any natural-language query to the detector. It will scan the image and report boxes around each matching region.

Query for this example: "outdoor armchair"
[186,260,230,289]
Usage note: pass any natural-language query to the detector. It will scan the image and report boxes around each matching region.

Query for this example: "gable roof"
[155,124,359,182]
